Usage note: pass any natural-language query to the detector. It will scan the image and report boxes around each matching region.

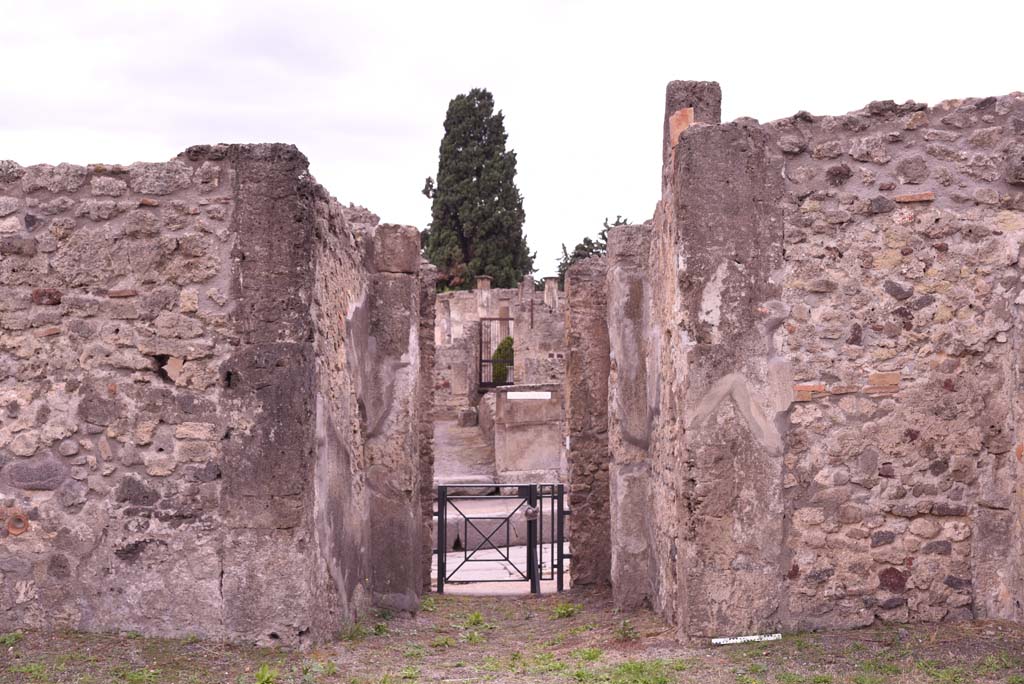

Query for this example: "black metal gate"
[479,317,514,387]
[436,483,567,594]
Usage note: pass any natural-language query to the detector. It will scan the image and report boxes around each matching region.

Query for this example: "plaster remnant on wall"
[698,261,727,343]
[688,373,784,454]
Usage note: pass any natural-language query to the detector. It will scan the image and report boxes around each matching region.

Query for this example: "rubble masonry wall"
[0,144,431,645]
[599,83,1024,636]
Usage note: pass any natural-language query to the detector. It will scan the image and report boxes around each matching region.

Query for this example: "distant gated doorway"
[479,317,515,387]
[435,483,567,594]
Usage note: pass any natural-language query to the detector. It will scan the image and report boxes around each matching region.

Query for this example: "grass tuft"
[552,601,583,619]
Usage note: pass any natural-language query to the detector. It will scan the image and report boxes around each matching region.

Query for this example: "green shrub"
[492,336,514,384]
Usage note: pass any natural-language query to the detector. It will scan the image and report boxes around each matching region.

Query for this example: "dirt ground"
[2,588,1023,684]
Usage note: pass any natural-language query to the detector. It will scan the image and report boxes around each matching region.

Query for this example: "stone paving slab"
[431,543,572,595]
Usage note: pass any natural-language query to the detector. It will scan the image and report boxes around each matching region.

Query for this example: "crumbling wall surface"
[564,256,611,586]
[309,198,376,640]
[602,83,1024,637]
[513,293,566,386]
[432,317,480,420]
[605,223,656,609]
[653,118,789,638]
[492,384,565,484]
[769,93,1024,628]
[350,219,427,614]
[0,145,431,644]
[417,263,437,590]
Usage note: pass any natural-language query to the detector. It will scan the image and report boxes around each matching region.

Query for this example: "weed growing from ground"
[608,659,674,684]
[734,674,762,684]
[339,623,370,642]
[11,662,48,682]
[552,601,583,619]
[978,652,1021,674]
[430,635,455,649]
[613,619,640,641]
[0,630,24,647]
[916,659,970,684]
[253,664,278,684]
[403,645,425,659]
[109,665,160,683]
[858,658,901,676]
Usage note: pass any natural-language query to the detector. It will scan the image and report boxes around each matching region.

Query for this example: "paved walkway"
[431,543,572,595]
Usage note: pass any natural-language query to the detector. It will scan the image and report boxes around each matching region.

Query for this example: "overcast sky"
[2,1,1021,276]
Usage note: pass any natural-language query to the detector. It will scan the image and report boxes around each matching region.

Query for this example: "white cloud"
[1,0,1020,275]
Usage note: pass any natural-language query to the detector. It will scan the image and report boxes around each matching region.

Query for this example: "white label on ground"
[711,633,782,645]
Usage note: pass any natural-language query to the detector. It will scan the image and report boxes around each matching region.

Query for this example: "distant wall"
[493,384,565,484]
[0,145,432,645]
[433,282,566,418]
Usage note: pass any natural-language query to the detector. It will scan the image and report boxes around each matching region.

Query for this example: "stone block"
[128,161,193,195]
[21,163,87,193]
[5,456,68,490]
[372,224,420,274]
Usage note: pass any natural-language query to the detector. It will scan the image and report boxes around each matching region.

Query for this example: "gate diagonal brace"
[444,499,529,581]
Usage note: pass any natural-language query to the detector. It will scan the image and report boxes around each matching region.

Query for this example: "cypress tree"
[422,88,533,289]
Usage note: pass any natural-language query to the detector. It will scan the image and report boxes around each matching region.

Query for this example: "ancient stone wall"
[433,281,566,415]
[492,385,566,484]
[0,145,432,644]
[769,93,1024,629]
[563,256,611,586]
[417,263,438,590]
[593,82,1024,636]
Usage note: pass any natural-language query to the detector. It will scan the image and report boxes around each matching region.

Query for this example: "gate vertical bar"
[556,483,565,592]
[527,484,540,594]
[436,486,447,594]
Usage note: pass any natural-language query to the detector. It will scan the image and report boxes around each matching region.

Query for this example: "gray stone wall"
[564,256,611,586]
[417,263,437,590]
[0,145,431,645]
[492,384,565,484]
[433,283,566,418]
[769,94,1024,629]
[595,83,1024,636]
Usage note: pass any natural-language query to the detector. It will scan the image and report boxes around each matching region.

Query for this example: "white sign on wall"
[507,391,552,400]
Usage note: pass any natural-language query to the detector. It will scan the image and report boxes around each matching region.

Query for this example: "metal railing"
[435,483,568,594]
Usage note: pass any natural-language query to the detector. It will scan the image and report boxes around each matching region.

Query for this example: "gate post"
[436,486,447,594]
[527,484,540,594]
[556,483,565,592]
